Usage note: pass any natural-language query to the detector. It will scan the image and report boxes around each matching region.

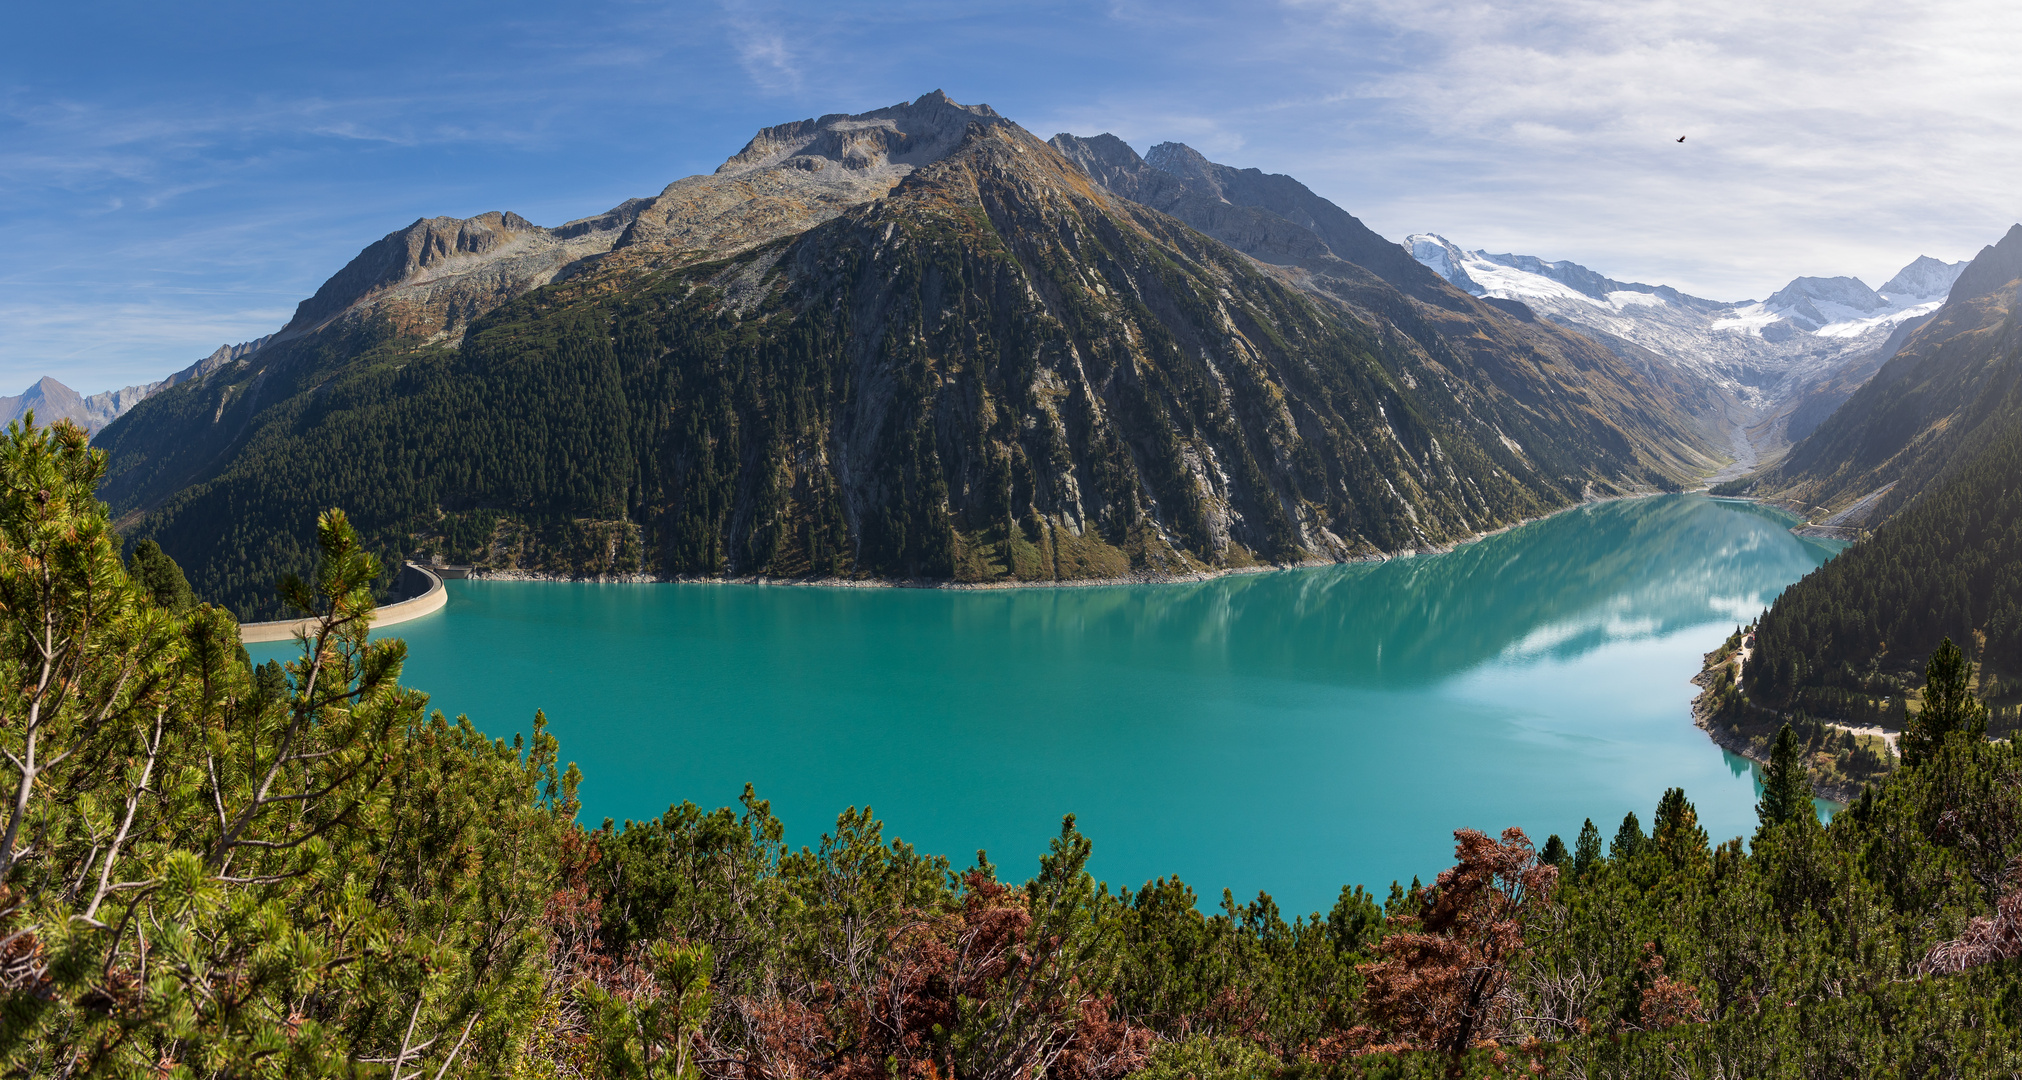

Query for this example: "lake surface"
[252,494,1839,916]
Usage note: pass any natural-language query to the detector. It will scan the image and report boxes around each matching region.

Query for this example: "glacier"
[1402,233,1966,456]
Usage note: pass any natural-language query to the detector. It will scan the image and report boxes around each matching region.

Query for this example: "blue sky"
[6,0,2021,393]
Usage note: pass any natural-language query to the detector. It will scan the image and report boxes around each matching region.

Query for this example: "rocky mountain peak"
[1879,255,1969,301]
[1403,234,1485,295]
[1757,276,1889,333]
[715,90,1009,178]
[1143,142,1220,189]
[1764,276,1886,314]
[1934,225,2022,304]
[150,93,1033,367]
[1045,132,1147,192]
[282,210,552,336]
[611,92,1020,259]
[3,375,154,435]
[1052,132,1445,300]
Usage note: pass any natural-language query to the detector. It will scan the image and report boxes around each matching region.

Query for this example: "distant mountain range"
[1754,224,2022,522]
[2,335,274,434]
[1403,234,1967,451]
[1731,223,2022,732]
[0,376,152,435]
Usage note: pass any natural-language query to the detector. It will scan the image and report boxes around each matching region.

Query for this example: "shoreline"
[442,488,1682,591]
[240,562,448,642]
[1688,653,1863,806]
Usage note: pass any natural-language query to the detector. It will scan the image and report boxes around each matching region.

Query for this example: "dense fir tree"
[1651,787,1710,866]
[1610,811,1645,859]
[1757,723,1817,834]
[1902,637,1992,767]
[1572,817,1603,878]
[126,537,194,611]
[1540,833,1567,866]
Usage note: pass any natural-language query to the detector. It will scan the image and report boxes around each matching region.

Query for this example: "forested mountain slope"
[1754,224,2022,522]
[1746,421,2022,712]
[97,94,1717,619]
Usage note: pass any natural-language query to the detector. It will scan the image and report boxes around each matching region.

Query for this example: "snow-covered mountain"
[1402,234,1965,447]
[1716,273,1949,341]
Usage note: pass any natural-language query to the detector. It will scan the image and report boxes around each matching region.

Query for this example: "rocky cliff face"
[96,94,1721,619]
[611,90,1012,255]
[1049,133,1722,481]
[251,92,1025,351]
[1050,134,1444,299]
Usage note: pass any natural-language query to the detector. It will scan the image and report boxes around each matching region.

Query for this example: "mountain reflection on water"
[249,494,1837,915]
[951,495,1835,689]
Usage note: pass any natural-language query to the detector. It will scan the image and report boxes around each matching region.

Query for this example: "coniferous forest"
[1745,423,2022,718]
[15,401,2022,1079]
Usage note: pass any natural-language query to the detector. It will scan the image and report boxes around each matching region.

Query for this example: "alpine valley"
[93,92,1733,619]
[25,83,2022,1080]
[73,91,1992,622]
[1404,235,1967,466]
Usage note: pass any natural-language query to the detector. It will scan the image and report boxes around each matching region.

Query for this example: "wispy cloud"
[1262,0,2022,294]
[720,1,804,95]
[0,296,295,394]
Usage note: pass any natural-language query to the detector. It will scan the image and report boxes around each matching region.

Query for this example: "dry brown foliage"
[0,885,50,999]
[1359,827,1558,1067]
[1635,943,1706,1028]
[1925,884,2022,974]
[700,867,1146,1080]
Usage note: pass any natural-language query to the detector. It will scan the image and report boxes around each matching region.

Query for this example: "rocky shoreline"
[446,490,1673,591]
[1688,650,1869,805]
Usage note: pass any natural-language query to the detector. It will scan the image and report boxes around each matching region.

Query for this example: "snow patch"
[1606,290,1666,309]
[1813,300,1943,338]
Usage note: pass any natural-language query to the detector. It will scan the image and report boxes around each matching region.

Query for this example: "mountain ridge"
[94,93,1721,618]
[1046,132,1722,478]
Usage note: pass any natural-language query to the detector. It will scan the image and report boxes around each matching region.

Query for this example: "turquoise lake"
[251,494,1838,916]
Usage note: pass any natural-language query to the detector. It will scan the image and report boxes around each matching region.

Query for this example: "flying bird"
[1677,136,1687,143]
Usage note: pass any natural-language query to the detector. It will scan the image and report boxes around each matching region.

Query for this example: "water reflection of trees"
[964,496,1836,688]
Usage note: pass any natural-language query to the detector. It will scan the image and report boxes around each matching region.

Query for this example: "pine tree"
[1901,637,1989,767]
[1572,818,1603,878]
[126,537,195,610]
[1540,834,1568,866]
[1611,812,1645,860]
[1652,788,1710,865]
[1756,723,1815,834]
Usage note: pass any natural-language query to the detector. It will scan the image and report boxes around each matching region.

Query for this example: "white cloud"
[1264,0,2022,296]
[722,4,802,96]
